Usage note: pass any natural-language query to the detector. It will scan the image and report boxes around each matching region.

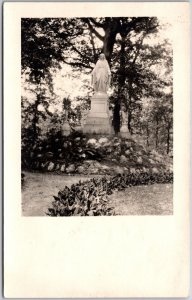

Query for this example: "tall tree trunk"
[155,118,159,149]
[167,124,170,154]
[127,106,132,134]
[146,124,149,147]
[103,30,116,63]
[113,35,126,133]
[32,94,40,142]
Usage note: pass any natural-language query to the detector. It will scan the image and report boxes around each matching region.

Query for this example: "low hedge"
[47,170,173,217]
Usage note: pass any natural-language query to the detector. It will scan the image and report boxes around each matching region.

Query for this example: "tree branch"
[63,59,93,70]
[89,18,105,28]
[70,44,90,62]
[88,29,97,63]
[83,19,104,41]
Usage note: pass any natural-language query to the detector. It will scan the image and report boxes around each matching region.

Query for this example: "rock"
[77,147,83,153]
[45,152,54,158]
[114,142,121,147]
[41,162,46,168]
[142,167,147,173]
[106,147,112,153]
[60,164,65,172]
[149,158,155,164]
[114,166,124,174]
[98,137,109,144]
[125,141,133,148]
[76,165,86,173]
[55,164,60,171]
[74,125,83,132]
[47,162,55,171]
[87,167,99,174]
[93,143,101,149]
[150,149,159,157]
[137,151,142,156]
[125,149,130,156]
[94,161,102,168]
[66,164,75,173]
[120,155,128,163]
[152,167,159,174]
[111,158,117,162]
[74,137,81,142]
[101,165,110,170]
[137,157,143,164]
[130,168,136,174]
[87,138,97,145]
[37,154,43,158]
[113,137,119,142]
[63,142,68,149]
[84,160,93,166]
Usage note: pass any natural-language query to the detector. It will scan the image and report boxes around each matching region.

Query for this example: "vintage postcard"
[3,2,190,298]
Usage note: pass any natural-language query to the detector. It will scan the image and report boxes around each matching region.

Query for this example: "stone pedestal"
[61,121,71,136]
[83,92,113,135]
[120,124,131,138]
[120,110,131,138]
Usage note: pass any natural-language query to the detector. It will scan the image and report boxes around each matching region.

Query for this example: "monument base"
[119,125,131,138]
[83,92,114,135]
[61,121,71,136]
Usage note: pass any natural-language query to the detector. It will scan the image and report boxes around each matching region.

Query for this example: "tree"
[22,17,173,145]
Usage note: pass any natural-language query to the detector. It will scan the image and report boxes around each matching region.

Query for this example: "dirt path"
[22,172,95,216]
[22,171,173,216]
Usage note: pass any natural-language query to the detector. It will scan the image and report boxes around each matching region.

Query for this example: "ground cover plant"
[22,131,172,175]
[47,170,173,216]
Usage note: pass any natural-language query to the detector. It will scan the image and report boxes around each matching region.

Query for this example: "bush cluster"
[22,131,103,171]
[47,170,173,217]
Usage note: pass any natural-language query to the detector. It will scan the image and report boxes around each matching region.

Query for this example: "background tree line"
[21,17,173,154]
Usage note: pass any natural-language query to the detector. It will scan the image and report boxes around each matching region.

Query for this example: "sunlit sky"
[22,17,175,114]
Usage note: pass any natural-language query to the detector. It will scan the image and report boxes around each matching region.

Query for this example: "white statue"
[91,53,111,93]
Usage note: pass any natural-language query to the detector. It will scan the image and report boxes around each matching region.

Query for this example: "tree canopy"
[21,17,173,154]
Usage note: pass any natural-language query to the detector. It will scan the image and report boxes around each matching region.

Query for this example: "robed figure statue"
[91,53,111,93]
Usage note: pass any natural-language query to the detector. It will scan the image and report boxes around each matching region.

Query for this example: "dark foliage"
[21,131,103,171]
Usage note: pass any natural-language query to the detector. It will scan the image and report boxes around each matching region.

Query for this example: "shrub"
[47,170,173,217]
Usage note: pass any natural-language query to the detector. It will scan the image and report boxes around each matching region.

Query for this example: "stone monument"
[120,104,131,138]
[61,106,71,136]
[83,53,113,135]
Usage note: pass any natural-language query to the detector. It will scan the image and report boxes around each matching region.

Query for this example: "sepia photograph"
[21,16,173,217]
[4,2,190,298]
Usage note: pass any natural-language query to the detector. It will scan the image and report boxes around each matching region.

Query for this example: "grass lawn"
[22,171,173,216]
[108,184,173,215]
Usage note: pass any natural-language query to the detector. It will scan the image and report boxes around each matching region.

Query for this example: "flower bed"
[47,170,173,217]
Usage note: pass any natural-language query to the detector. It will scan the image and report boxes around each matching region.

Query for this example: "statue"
[91,53,111,93]
[83,53,113,134]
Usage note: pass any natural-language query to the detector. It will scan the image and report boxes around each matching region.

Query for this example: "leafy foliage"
[47,170,173,216]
